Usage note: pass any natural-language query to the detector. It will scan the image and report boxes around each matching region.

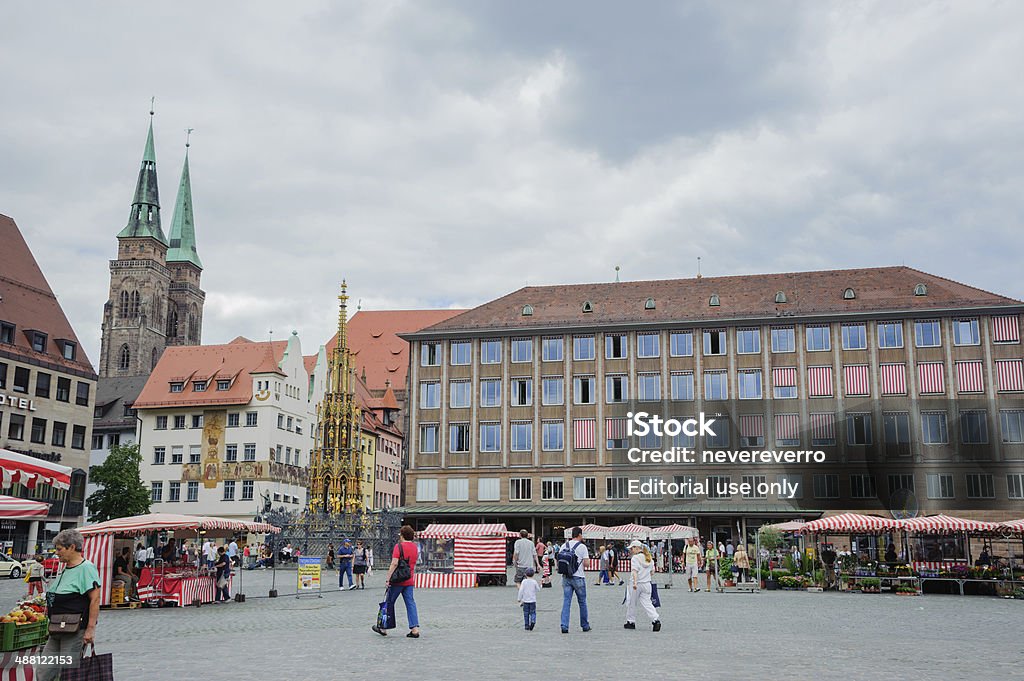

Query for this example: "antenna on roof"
[614,265,620,283]
[697,256,702,281]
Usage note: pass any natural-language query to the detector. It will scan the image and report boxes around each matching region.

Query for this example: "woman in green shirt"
[704,541,720,593]
[38,528,101,681]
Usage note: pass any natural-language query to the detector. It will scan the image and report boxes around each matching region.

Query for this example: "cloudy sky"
[2,1,1022,367]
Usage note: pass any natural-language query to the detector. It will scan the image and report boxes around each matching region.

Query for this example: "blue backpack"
[557,541,582,577]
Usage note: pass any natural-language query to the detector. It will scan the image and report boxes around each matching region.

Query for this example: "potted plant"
[894,584,919,596]
[719,557,735,586]
[860,577,881,593]
[758,527,782,590]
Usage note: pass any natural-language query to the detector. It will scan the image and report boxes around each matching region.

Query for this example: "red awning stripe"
[419,523,515,538]
[774,413,800,441]
[453,536,506,573]
[955,360,985,394]
[897,514,1000,534]
[0,448,73,490]
[772,367,796,388]
[810,412,835,440]
[606,417,626,439]
[879,363,907,395]
[843,364,870,397]
[0,495,50,518]
[82,534,113,606]
[807,366,833,397]
[996,359,1024,392]
[799,513,898,534]
[739,415,764,438]
[917,362,945,395]
[992,315,1020,343]
[573,418,595,450]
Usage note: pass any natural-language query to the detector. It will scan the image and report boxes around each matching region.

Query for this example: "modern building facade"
[0,214,95,553]
[400,267,1024,545]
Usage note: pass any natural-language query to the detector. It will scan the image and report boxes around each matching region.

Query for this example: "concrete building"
[399,267,1024,546]
[0,214,96,554]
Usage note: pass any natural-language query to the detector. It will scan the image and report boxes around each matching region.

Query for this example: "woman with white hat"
[623,540,661,632]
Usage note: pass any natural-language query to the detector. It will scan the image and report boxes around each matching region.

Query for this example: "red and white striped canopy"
[418,523,516,539]
[453,536,506,574]
[764,521,807,533]
[997,519,1024,535]
[605,523,653,540]
[0,494,49,519]
[80,513,280,537]
[0,448,72,490]
[897,514,1000,535]
[651,524,699,540]
[799,513,898,534]
[563,524,610,540]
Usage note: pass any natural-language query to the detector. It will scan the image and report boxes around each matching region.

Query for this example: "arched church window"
[129,291,141,318]
[188,304,199,343]
[119,344,131,371]
[167,306,179,337]
[118,291,130,318]
[151,347,159,370]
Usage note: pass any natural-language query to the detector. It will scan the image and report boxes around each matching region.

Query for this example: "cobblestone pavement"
[1,570,1019,681]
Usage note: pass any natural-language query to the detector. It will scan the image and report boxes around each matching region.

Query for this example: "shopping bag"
[376,588,396,630]
[651,583,662,608]
[60,644,114,681]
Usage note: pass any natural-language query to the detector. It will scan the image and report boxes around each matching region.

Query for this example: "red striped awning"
[992,315,1020,343]
[651,524,699,540]
[799,513,898,534]
[454,536,506,573]
[774,413,800,441]
[843,365,869,397]
[880,363,907,395]
[573,418,595,450]
[999,519,1024,535]
[807,366,833,397]
[918,362,945,394]
[897,514,1000,535]
[80,513,280,536]
[562,524,611,540]
[739,415,764,438]
[0,448,72,490]
[605,523,652,540]
[810,412,835,441]
[772,367,797,388]
[955,360,984,393]
[0,495,49,519]
[419,523,516,539]
[82,534,114,606]
[996,359,1024,392]
[606,417,626,439]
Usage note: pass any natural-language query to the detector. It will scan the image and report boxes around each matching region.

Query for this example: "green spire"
[117,110,167,243]
[166,138,202,269]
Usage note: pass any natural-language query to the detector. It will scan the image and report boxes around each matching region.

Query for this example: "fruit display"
[0,601,46,625]
[0,598,48,651]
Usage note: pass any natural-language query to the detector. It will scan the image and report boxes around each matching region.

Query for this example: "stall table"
[137,567,230,607]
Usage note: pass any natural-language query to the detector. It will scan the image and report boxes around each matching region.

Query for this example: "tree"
[86,443,151,522]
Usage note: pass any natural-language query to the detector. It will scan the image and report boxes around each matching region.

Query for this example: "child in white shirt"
[517,567,540,630]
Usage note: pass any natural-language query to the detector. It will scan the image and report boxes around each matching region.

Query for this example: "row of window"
[151,443,304,466]
[0,321,78,361]
[1,413,86,449]
[374,491,398,509]
[154,412,259,430]
[276,413,304,434]
[414,473,1024,503]
[420,317,1021,368]
[418,409,1024,454]
[0,362,91,404]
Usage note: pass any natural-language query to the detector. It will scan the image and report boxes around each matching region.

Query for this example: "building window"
[736,328,760,354]
[670,372,694,401]
[742,475,767,499]
[12,367,30,394]
[153,447,166,465]
[225,444,238,462]
[29,418,46,444]
[1000,410,1024,443]
[479,423,501,452]
[638,476,662,500]
[673,475,697,499]
[243,443,256,461]
[187,445,200,464]
[738,370,762,400]
[479,339,501,364]
[186,481,199,502]
[511,338,533,363]
[191,414,203,429]
[170,415,184,430]
[449,380,471,408]
[170,446,183,464]
[960,411,988,444]
[637,333,660,358]
[30,332,46,353]
[450,341,471,365]
[606,476,628,500]
[704,371,727,401]
[883,412,911,444]
[573,336,595,361]
[510,422,532,451]
[707,475,731,499]
[771,327,795,353]
[420,342,440,367]
[606,334,627,359]
[541,478,564,501]
[542,337,563,362]
[637,374,660,401]
[705,418,729,448]
[420,382,440,409]
[914,320,941,348]
[155,415,167,430]
[1009,475,1024,500]
[542,421,564,451]
[169,382,184,393]
[573,476,596,501]
[419,425,439,453]
[919,411,948,445]
[850,474,877,499]
[842,324,867,350]
[813,474,839,499]
[541,377,563,406]
[573,376,595,405]
[91,434,104,449]
[449,423,470,453]
[71,425,86,449]
[703,329,726,355]
[878,322,904,349]
[34,372,51,399]
[888,474,915,496]
[223,480,236,501]
[0,322,13,344]
[600,374,625,404]
[168,481,181,502]
[56,377,70,402]
[806,325,830,352]
[847,413,872,446]
[669,331,693,357]
[966,474,994,499]
[446,478,469,502]
[511,377,532,406]
[193,381,207,392]
[773,367,797,399]
[477,478,500,501]
[415,478,438,502]
[479,379,502,408]
[923,473,954,500]
[151,482,163,503]
[951,318,979,346]
[510,478,532,501]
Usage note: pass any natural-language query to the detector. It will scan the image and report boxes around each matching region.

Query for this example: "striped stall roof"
[996,359,1024,392]
[880,363,907,395]
[897,514,1000,535]
[82,533,114,606]
[573,418,596,450]
[606,417,626,439]
[799,513,898,534]
[810,412,835,441]
[418,523,516,538]
[415,573,477,588]
[807,366,833,397]
[992,315,1020,343]
[843,364,870,397]
[651,523,699,539]
[453,536,506,573]
[605,523,653,539]
[0,495,49,519]
[739,415,764,438]
[955,360,985,393]
[0,448,72,491]
[80,513,280,536]
[918,362,945,394]
[563,524,611,540]
[999,518,1024,535]
[772,367,796,387]
[774,413,800,441]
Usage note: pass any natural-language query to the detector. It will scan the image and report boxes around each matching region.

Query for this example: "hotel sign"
[0,393,37,411]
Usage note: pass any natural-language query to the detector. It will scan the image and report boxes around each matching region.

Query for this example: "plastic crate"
[0,619,49,652]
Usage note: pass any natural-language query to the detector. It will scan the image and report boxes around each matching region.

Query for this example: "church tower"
[98,110,205,378]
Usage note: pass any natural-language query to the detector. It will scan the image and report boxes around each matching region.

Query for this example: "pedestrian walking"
[228,537,239,567]
[372,525,421,638]
[353,539,373,589]
[326,543,335,570]
[705,541,721,592]
[595,545,608,585]
[606,544,623,585]
[683,537,703,592]
[214,546,231,602]
[517,567,540,630]
[512,529,538,586]
[733,543,750,582]
[26,555,46,597]
[558,526,590,633]
[338,539,356,590]
[623,540,661,632]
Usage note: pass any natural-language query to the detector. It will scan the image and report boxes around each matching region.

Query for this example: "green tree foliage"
[86,443,151,522]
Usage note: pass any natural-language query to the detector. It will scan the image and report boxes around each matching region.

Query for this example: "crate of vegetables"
[0,603,49,651]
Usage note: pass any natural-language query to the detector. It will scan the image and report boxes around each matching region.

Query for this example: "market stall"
[797,514,900,591]
[651,524,699,586]
[80,513,278,607]
[416,523,516,588]
[895,514,1010,595]
[0,449,71,491]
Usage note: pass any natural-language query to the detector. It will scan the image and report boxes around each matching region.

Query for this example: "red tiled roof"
[134,339,288,409]
[325,309,464,391]
[409,266,1022,335]
[0,214,95,377]
[379,385,400,411]
[303,354,319,376]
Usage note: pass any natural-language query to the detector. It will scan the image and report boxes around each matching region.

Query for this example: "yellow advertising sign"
[298,556,322,593]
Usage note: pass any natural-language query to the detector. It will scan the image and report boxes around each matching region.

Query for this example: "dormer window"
[774,291,788,304]
[60,340,77,361]
[217,379,231,391]
[29,331,47,353]
[193,381,207,392]
[170,382,184,393]
[644,298,656,310]
[0,321,15,345]
[843,288,856,300]
[582,301,594,313]
[709,294,720,307]
[914,283,928,296]
[522,304,534,317]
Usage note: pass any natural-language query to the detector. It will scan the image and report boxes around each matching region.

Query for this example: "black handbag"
[389,542,411,585]
[49,613,82,635]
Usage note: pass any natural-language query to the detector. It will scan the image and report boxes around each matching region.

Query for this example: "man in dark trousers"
[113,546,139,601]
[338,539,356,590]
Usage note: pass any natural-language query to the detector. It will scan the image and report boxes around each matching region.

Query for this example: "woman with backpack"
[353,540,373,589]
[373,525,420,638]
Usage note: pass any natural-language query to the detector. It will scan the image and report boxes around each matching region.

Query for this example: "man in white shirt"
[228,539,239,567]
[512,530,539,585]
[560,527,591,633]
[202,540,215,569]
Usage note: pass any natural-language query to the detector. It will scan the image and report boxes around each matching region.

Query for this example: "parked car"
[0,555,23,579]
[39,553,60,577]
